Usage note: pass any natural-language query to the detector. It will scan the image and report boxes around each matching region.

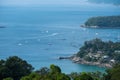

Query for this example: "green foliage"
[77,38,120,63]
[85,16,120,28]
[103,64,120,80]
[21,64,120,80]
[1,56,120,80]
[22,64,70,80]
[70,71,104,80]
[36,67,50,75]
[0,56,34,80]
[77,38,104,57]
[84,56,92,61]
[48,64,70,80]
[71,72,94,80]
[3,77,13,80]
[50,64,61,74]
[70,72,80,79]
[87,71,103,80]
[20,73,41,80]
[56,73,70,80]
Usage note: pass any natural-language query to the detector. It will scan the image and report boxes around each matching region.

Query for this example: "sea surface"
[0,6,120,73]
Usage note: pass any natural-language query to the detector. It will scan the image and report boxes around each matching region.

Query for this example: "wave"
[50,33,59,36]
[0,22,45,27]
[17,33,59,43]
[41,33,59,38]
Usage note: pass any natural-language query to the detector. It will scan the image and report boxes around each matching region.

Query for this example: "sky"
[0,0,88,6]
[0,0,119,11]
[0,0,120,7]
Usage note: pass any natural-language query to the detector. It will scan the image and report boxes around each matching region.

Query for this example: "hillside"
[82,16,120,28]
[72,38,120,67]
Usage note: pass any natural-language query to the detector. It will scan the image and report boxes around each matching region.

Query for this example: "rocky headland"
[59,38,120,68]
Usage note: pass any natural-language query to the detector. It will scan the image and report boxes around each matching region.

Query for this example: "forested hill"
[76,38,120,64]
[83,16,120,28]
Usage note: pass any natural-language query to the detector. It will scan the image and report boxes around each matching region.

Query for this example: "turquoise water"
[0,6,120,73]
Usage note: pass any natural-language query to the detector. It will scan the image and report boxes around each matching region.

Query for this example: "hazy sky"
[0,0,88,6]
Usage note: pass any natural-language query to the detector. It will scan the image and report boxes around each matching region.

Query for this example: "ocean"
[0,5,120,73]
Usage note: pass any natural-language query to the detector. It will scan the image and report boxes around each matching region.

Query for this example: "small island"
[70,38,120,68]
[81,16,120,28]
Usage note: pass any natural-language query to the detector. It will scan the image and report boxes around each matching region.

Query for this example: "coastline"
[59,56,112,68]
[80,25,120,29]
[71,56,112,68]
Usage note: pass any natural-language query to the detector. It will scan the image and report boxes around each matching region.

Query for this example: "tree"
[57,73,70,80]
[85,16,120,28]
[0,56,34,80]
[104,64,120,80]
[50,64,61,74]
[49,64,70,80]
[36,67,50,75]
[74,72,94,80]
[3,77,13,80]
[20,73,40,80]
[21,64,70,80]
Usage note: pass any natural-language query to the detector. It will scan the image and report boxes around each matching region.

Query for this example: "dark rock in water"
[61,38,66,40]
[59,56,71,60]
[0,26,6,28]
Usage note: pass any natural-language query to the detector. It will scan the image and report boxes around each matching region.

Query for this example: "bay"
[0,6,120,73]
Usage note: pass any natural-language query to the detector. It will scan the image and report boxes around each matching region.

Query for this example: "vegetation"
[0,56,120,80]
[103,64,120,80]
[3,77,13,80]
[77,38,120,62]
[21,64,70,80]
[70,64,120,80]
[0,56,34,80]
[84,16,120,28]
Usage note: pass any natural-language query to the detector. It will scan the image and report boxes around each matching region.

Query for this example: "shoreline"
[59,56,112,68]
[80,25,120,29]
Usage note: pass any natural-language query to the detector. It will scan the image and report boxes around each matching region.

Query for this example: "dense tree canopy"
[77,38,120,63]
[21,64,70,80]
[0,56,34,80]
[84,16,120,28]
[74,73,94,80]
[104,64,120,80]
[1,56,120,80]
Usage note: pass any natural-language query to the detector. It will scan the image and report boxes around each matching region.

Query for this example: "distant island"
[81,16,120,28]
[59,38,120,68]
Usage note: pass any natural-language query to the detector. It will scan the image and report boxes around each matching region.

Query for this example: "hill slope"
[82,16,120,28]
